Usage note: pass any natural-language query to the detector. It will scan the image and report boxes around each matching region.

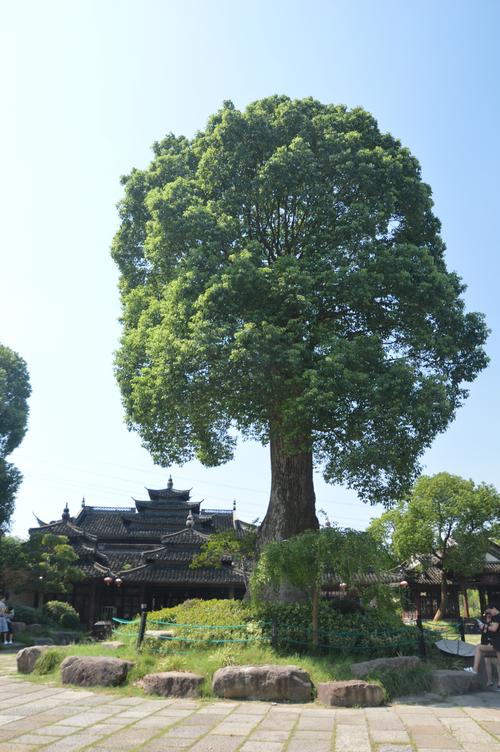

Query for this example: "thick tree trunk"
[258,434,319,548]
[433,570,448,621]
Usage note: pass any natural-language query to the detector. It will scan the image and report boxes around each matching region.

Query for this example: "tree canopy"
[112,96,488,544]
[26,533,83,605]
[369,472,500,620]
[0,344,31,531]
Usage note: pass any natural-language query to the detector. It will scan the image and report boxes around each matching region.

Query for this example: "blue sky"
[1,0,499,537]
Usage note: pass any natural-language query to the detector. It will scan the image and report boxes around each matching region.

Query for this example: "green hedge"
[256,601,420,657]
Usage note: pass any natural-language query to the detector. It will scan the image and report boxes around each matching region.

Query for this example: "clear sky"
[1,0,499,538]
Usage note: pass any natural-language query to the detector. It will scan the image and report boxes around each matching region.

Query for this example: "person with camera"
[465,603,500,687]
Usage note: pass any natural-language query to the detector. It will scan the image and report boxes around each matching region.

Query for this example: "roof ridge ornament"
[167,475,173,490]
[186,510,194,529]
[62,502,70,521]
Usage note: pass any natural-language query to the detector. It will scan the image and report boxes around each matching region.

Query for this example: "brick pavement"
[1,654,500,751]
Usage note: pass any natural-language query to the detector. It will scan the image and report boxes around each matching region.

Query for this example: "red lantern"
[115,577,123,587]
[104,576,113,586]
[399,580,409,588]
[339,582,348,590]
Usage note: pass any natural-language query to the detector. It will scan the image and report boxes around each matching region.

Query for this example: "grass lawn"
[21,632,446,702]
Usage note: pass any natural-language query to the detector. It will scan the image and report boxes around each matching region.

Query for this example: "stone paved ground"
[2,654,500,751]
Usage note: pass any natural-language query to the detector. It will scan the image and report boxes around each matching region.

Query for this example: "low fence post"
[416,614,426,660]
[458,617,465,642]
[136,603,148,649]
[271,619,277,650]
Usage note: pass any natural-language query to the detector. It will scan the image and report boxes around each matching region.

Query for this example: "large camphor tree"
[112,96,488,546]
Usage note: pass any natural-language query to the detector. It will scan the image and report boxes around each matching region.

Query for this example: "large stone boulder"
[317,680,385,707]
[351,655,421,678]
[212,664,312,702]
[16,645,50,674]
[60,656,133,687]
[430,669,483,696]
[140,671,204,697]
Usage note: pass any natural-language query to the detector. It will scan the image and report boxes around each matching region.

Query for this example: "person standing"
[465,603,500,687]
[0,599,8,645]
[4,607,14,645]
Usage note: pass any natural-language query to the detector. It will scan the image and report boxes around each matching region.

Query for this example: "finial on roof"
[62,502,70,521]
[186,510,194,529]
[167,475,173,490]
[233,499,237,512]
[81,496,86,508]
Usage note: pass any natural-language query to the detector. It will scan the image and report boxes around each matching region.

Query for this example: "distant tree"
[369,473,500,620]
[0,344,31,531]
[251,527,388,645]
[26,533,83,606]
[112,96,488,547]
[0,535,29,596]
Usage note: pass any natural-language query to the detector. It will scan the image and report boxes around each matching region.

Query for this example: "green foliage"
[371,473,500,577]
[10,603,50,625]
[33,648,65,675]
[0,344,31,531]
[112,96,488,514]
[44,600,80,629]
[256,600,413,657]
[365,665,432,701]
[146,598,257,650]
[251,527,390,600]
[190,530,257,586]
[370,472,500,618]
[26,533,83,597]
[0,535,29,594]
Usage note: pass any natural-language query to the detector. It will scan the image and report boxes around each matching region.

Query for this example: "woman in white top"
[0,601,8,643]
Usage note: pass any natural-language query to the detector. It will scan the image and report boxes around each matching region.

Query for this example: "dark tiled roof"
[29,519,97,542]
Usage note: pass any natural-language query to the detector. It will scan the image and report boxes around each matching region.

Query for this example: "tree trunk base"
[258,435,318,548]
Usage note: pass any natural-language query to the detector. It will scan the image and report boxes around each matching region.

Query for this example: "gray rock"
[28,623,43,635]
[351,655,421,678]
[100,641,126,649]
[60,655,133,687]
[140,671,204,697]
[16,645,50,674]
[430,669,483,696]
[317,680,385,707]
[33,637,54,645]
[212,664,312,702]
[11,621,26,633]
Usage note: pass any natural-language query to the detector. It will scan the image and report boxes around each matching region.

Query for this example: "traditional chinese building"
[29,477,249,627]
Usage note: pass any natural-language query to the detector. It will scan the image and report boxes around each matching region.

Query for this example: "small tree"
[251,526,388,646]
[0,535,29,595]
[190,530,257,590]
[370,473,500,620]
[26,533,83,606]
[0,344,31,531]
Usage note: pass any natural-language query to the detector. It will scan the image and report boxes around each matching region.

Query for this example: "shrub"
[43,600,80,629]
[11,604,49,625]
[33,648,65,675]
[147,598,257,651]
[256,600,418,657]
